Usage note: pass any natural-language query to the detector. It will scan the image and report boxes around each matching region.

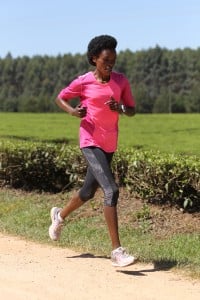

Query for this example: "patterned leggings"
[79,147,119,207]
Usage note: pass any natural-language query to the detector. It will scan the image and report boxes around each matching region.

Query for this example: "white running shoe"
[49,207,63,241]
[111,247,135,267]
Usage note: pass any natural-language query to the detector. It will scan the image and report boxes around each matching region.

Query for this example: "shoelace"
[115,248,129,259]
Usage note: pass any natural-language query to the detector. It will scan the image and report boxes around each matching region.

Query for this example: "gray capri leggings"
[79,147,119,207]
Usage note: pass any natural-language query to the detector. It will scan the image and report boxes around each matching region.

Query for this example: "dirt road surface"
[0,233,200,300]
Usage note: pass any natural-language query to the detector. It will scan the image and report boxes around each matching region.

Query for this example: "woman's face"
[93,49,116,77]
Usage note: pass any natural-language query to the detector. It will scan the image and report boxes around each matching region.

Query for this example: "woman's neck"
[93,71,110,83]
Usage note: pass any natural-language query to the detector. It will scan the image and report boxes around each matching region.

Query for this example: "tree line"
[0,46,200,113]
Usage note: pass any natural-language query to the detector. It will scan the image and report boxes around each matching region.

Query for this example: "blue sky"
[1,0,199,58]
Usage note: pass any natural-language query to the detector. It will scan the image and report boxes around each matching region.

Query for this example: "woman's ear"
[92,56,97,65]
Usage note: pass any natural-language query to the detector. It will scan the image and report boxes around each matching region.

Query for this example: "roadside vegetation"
[0,188,199,279]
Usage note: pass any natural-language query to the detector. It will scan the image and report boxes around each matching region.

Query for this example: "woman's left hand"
[105,98,121,112]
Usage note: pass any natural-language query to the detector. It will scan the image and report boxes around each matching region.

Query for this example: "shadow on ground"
[66,253,177,276]
[66,252,109,260]
[117,259,177,276]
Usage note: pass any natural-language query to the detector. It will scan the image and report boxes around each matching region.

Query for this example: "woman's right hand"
[71,104,87,118]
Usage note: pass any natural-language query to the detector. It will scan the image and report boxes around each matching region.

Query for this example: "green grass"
[0,188,200,279]
[119,113,200,155]
[0,112,199,155]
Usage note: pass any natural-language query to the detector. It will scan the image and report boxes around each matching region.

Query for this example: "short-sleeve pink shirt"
[58,71,135,152]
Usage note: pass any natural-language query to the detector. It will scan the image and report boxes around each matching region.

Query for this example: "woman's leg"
[60,166,99,219]
[49,160,99,241]
[104,206,120,250]
[81,147,120,250]
[59,192,85,219]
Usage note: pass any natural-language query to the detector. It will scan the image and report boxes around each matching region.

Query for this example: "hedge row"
[0,141,199,211]
[0,142,86,193]
[113,150,199,211]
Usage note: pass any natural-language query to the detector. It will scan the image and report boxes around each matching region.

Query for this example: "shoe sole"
[112,258,136,267]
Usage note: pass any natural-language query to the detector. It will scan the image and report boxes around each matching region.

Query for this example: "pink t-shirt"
[58,71,135,152]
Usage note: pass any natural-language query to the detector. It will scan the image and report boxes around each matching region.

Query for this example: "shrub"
[0,141,86,192]
[117,149,200,211]
[0,141,199,211]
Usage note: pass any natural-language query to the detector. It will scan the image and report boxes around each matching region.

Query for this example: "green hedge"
[0,142,86,193]
[0,141,199,211]
[113,150,200,211]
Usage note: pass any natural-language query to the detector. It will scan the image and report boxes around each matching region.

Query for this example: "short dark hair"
[87,35,117,66]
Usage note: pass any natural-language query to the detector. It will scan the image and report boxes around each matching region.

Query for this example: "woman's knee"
[79,187,97,202]
[104,186,119,207]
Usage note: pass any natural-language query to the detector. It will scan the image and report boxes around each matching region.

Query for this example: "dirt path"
[0,233,200,300]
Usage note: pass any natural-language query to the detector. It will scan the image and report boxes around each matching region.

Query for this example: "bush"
[115,149,200,211]
[0,142,86,192]
[0,141,199,211]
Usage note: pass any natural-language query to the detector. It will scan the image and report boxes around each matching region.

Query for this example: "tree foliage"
[0,46,200,113]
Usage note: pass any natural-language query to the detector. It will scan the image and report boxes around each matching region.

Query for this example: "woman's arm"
[55,97,87,118]
[120,104,136,116]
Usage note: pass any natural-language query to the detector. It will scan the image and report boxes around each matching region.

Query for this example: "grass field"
[0,112,200,156]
